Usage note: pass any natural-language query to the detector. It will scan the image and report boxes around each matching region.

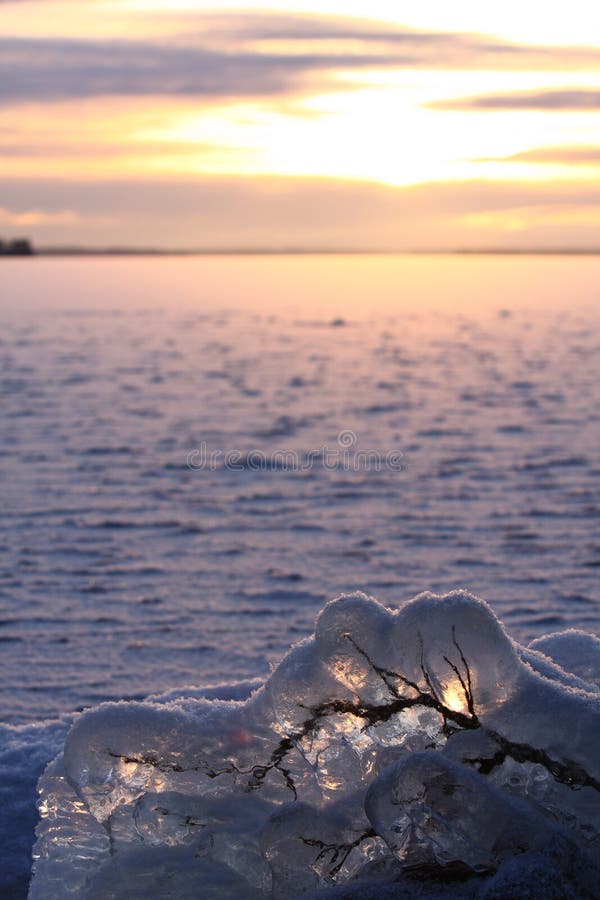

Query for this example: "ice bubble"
[315,592,401,705]
[394,591,521,716]
[364,751,558,873]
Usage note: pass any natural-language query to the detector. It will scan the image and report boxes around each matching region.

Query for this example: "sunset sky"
[2,0,600,249]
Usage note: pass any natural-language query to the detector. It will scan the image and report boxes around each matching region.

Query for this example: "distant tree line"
[0,238,34,255]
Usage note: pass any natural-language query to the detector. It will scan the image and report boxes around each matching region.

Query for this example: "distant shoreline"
[19,247,600,257]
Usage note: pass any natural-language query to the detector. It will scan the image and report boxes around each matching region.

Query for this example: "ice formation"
[30,592,600,898]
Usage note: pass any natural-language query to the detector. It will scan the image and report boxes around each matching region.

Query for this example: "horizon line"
[14,246,600,258]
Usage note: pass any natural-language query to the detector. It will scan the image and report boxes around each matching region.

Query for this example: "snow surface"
[2,256,600,726]
[2,257,600,896]
[0,717,73,898]
[28,591,600,899]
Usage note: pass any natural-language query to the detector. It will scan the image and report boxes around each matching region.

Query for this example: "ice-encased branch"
[344,631,480,731]
[105,628,598,805]
[300,828,377,878]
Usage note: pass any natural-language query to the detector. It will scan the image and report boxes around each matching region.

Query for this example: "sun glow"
[140,68,600,187]
[3,0,600,246]
[442,682,469,715]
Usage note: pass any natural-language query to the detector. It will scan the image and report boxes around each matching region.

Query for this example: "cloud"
[0,38,360,104]
[0,139,242,158]
[430,89,600,111]
[167,11,600,74]
[3,14,600,105]
[476,145,600,164]
[196,12,600,70]
[0,206,79,226]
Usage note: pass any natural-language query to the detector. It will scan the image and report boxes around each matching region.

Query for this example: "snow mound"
[530,630,600,689]
[30,591,600,898]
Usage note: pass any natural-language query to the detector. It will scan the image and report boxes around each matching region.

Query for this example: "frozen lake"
[1,254,599,724]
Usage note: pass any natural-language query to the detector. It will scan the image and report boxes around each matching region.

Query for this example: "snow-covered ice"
[2,256,600,896]
[2,255,600,727]
[29,591,600,898]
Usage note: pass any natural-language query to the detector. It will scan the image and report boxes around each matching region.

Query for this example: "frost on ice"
[30,591,600,898]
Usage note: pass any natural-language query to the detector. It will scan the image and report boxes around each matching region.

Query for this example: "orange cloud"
[0,206,80,226]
